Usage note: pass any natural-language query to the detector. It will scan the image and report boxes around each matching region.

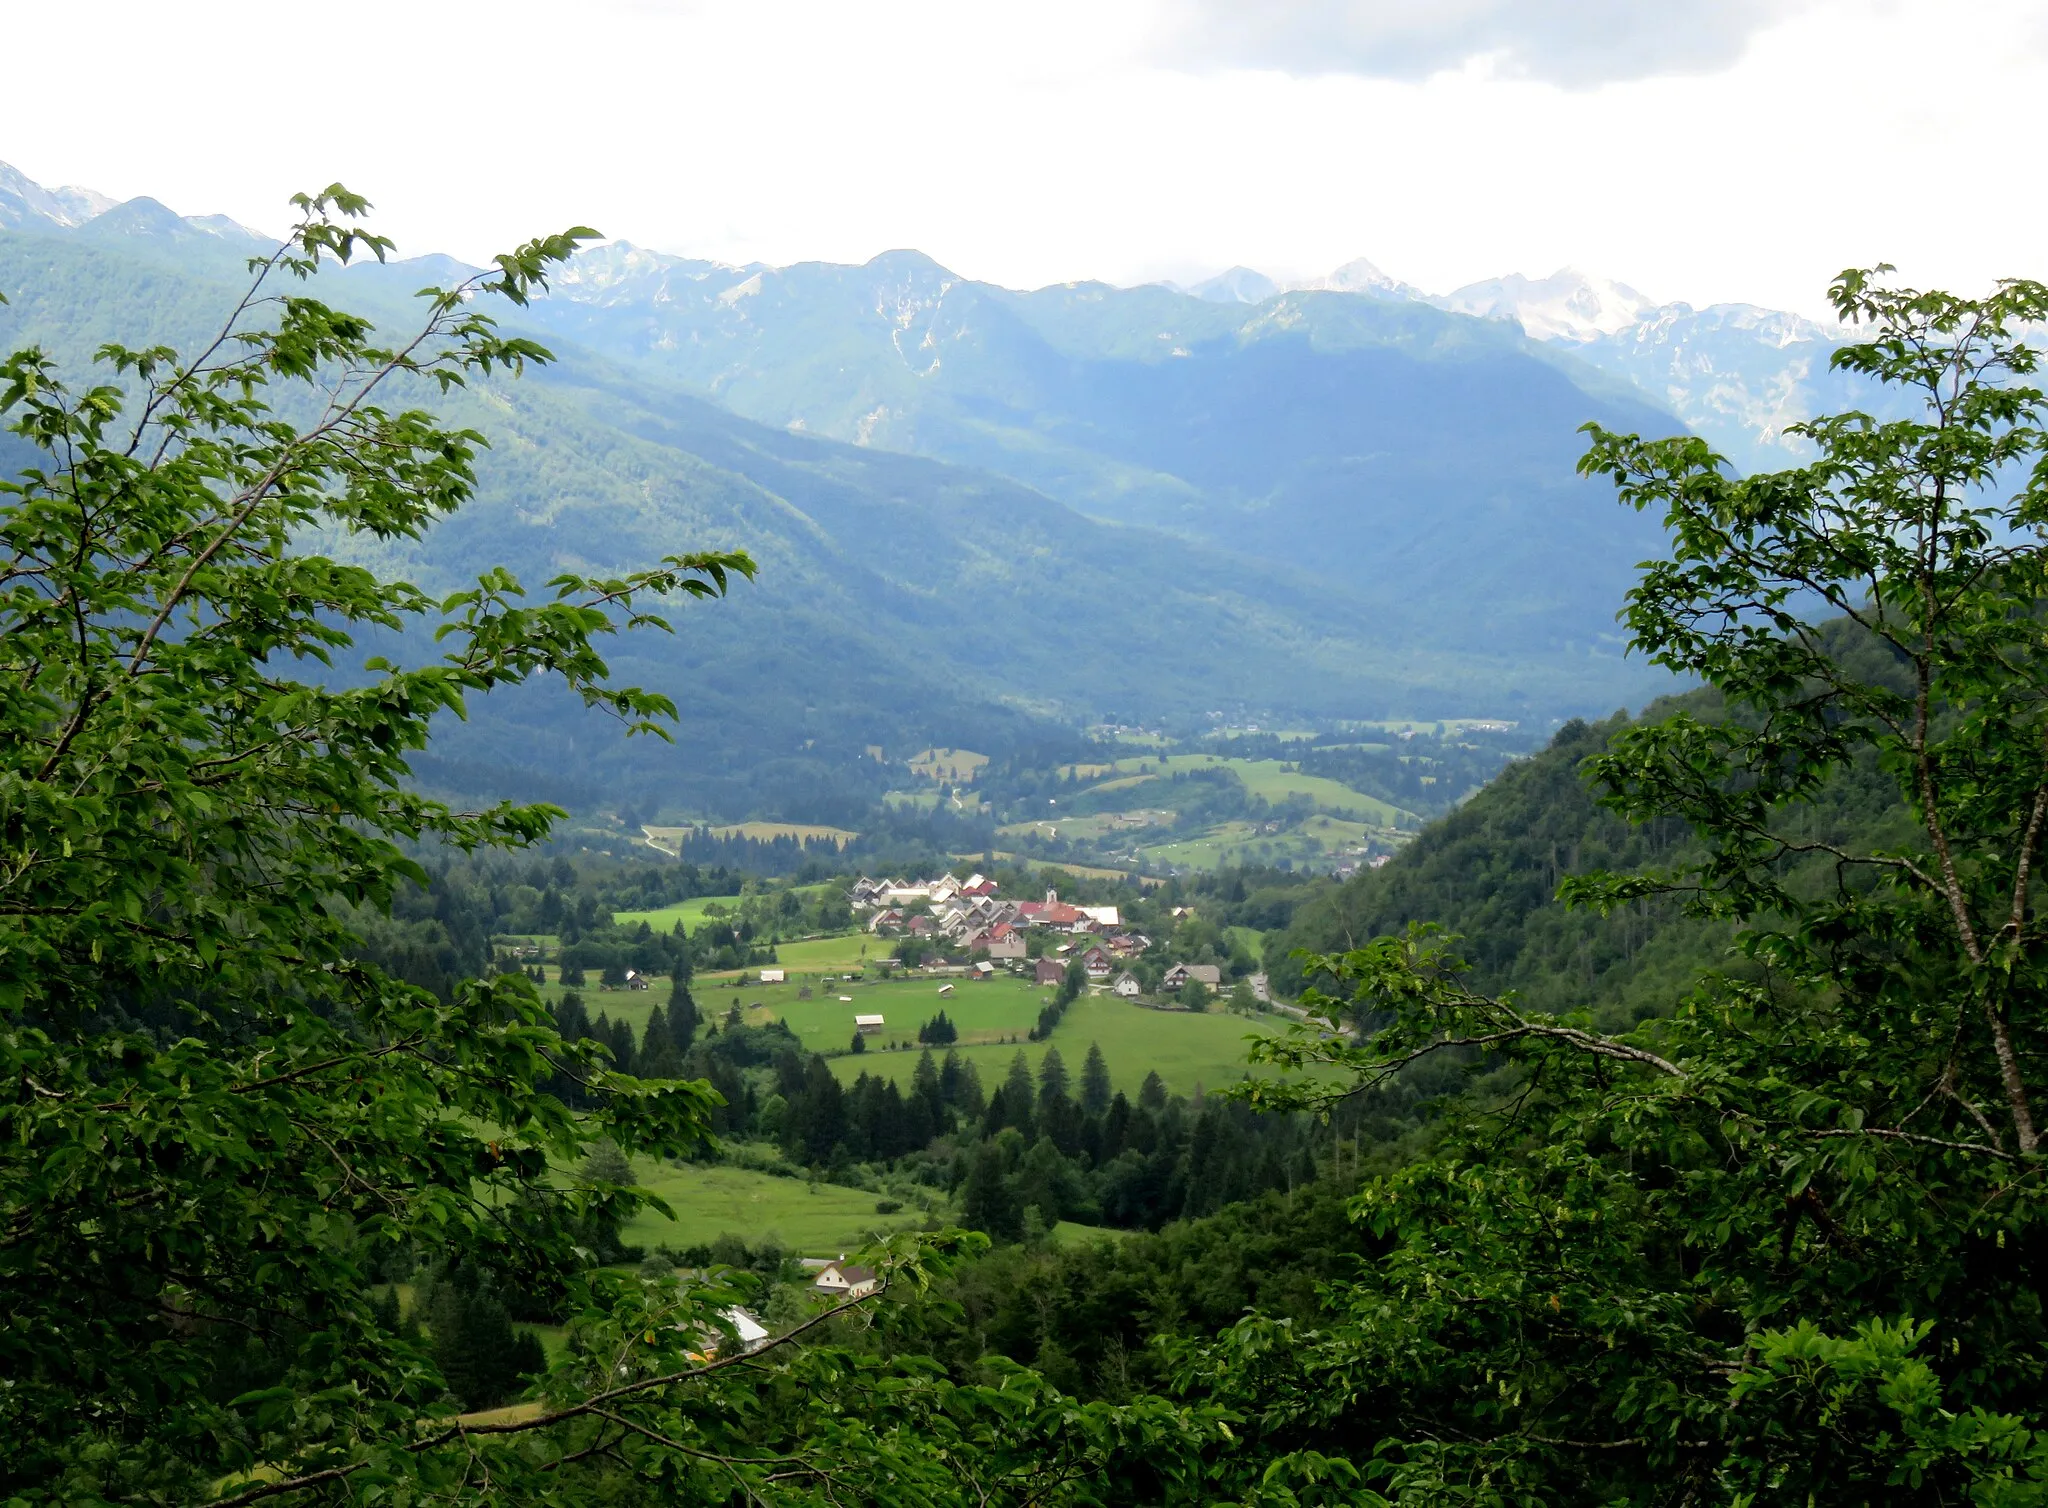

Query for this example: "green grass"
[828,993,1293,1100]
[733,973,1049,1056]
[1051,1220,1131,1245]
[1057,753,1419,826]
[611,881,839,933]
[620,1162,930,1256]
[907,747,989,783]
[1225,926,1265,963]
[765,934,882,973]
[1137,813,1390,872]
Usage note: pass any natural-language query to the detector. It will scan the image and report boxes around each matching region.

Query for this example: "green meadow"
[828,993,1294,1100]
[723,972,1048,1055]
[1058,752,1419,827]
[618,1161,931,1255]
[611,881,841,934]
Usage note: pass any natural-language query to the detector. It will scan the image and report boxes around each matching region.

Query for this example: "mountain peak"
[0,160,113,231]
[1435,266,1660,343]
[1186,266,1280,304]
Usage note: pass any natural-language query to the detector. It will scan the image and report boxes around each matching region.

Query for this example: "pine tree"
[1138,1070,1167,1112]
[1080,1042,1112,1116]
[1003,1051,1036,1140]
[849,1029,866,1054]
[423,1263,525,1411]
[1037,1047,1069,1106]
[960,1143,1022,1244]
[669,976,701,1053]
[639,1004,680,1077]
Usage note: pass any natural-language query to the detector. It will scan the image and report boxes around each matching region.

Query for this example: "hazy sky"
[5,0,2044,316]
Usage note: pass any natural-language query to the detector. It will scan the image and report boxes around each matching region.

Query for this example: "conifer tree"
[1003,1051,1036,1139]
[669,975,701,1052]
[1037,1047,1070,1107]
[1138,1070,1168,1112]
[960,1144,1022,1244]
[1080,1043,1112,1116]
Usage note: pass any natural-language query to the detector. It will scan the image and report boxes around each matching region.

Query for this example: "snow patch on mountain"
[1435,267,1661,343]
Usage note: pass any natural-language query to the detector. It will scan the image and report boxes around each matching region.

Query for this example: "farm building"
[812,1261,879,1299]
[853,1013,886,1034]
[759,968,786,984]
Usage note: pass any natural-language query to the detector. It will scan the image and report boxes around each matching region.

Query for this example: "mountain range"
[0,159,1869,823]
[1178,259,1884,477]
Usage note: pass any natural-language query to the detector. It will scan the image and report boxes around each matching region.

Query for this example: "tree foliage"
[0,191,1253,1505]
[1227,269,2048,1501]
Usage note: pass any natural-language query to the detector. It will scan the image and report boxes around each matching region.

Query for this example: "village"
[846,871,1264,1009]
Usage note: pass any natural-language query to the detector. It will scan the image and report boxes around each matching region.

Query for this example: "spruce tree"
[960,1144,1022,1244]
[1037,1046,1069,1107]
[1002,1051,1036,1139]
[1080,1043,1112,1116]
[1138,1070,1167,1112]
[669,976,701,1052]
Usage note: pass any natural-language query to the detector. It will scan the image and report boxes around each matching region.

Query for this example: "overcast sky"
[5,0,2044,316]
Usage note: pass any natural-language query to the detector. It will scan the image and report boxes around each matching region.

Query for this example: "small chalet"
[1112,971,1143,999]
[1162,963,1222,992]
[1080,946,1115,980]
[759,968,786,984]
[812,1261,880,1299]
[1033,957,1067,986]
[853,1013,886,1034]
[622,969,651,991]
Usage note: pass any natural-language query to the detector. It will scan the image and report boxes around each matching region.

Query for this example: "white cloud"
[1148,0,1823,86]
[0,0,2045,322]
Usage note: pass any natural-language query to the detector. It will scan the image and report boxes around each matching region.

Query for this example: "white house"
[1112,971,1143,999]
[759,968,786,984]
[724,1306,770,1353]
[1078,905,1120,928]
[811,1261,879,1298]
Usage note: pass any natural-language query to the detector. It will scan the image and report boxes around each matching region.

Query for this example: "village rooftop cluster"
[848,872,1251,1001]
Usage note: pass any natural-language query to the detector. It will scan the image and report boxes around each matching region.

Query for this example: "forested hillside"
[0,202,1676,829]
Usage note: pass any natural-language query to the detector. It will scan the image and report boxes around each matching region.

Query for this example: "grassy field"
[965,851,1147,882]
[1055,753,1417,826]
[728,973,1048,1056]
[767,934,882,973]
[1137,812,1385,872]
[612,881,840,933]
[829,993,1292,1100]
[1225,926,1266,963]
[907,747,989,783]
[998,809,1174,842]
[620,1161,931,1255]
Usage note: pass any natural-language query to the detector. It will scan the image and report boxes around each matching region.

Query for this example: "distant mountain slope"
[0,175,1675,826]
[518,241,1680,667]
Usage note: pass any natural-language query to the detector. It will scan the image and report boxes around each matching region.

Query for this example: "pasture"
[828,993,1293,1100]
[611,881,841,934]
[730,972,1049,1056]
[907,747,988,784]
[618,1161,932,1255]
[1138,812,1385,872]
[1057,753,1419,827]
